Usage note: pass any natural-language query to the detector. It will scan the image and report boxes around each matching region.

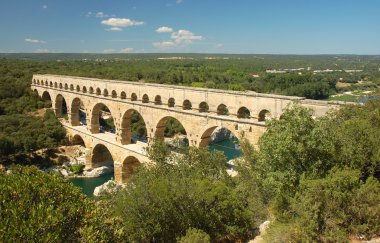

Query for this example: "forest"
[0,54,379,242]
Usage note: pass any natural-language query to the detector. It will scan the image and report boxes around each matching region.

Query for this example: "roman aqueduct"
[32,74,340,183]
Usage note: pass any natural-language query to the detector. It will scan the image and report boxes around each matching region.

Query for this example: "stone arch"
[82,86,87,93]
[45,80,49,86]
[49,81,53,87]
[217,104,229,115]
[70,84,74,91]
[91,143,114,168]
[55,94,67,118]
[76,85,80,92]
[199,126,240,149]
[33,79,36,84]
[89,87,94,94]
[183,99,192,110]
[142,94,149,103]
[237,107,250,119]
[96,88,101,95]
[155,116,188,145]
[90,103,115,134]
[41,91,52,108]
[112,90,117,98]
[59,83,63,89]
[71,97,86,126]
[168,98,175,107]
[120,109,147,144]
[258,109,271,122]
[33,89,38,96]
[119,156,141,184]
[120,91,126,99]
[131,93,137,101]
[71,134,85,147]
[154,95,162,105]
[37,80,40,85]
[103,89,109,97]
[199,102,209,113]
[64,83,68,90]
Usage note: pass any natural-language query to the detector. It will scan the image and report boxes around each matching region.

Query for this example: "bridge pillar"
[85,149,93,169]
[89,113,100,133]
[114,161,123,184]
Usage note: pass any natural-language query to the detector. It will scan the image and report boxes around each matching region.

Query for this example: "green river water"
[70,138,242,196]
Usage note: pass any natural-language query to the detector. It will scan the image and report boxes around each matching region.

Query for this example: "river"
[70,138,242,196]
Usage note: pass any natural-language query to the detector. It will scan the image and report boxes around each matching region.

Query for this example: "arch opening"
[121,156,141,183]
[142,94,149,103]
[155,116,188,148]
[89,87,94,94]
[131,93,137,101]
[199,126,242,161]
[71,98,87,126]
[183,99,192,110]
[45,80,49,86]
[237,107,250,119]
[82,86,87,93]
[49,81,53,87]
[120,109,147,144]
[96,88,101,95]
[168,98,175,107]
[64,83,68,90]
[55,94,68,119]
[217,104,229,116]
[70,84,74,91]
[71,134,85,147]
[199,102,209,113]
[258,109,271,122]
[41,91,52,108]
[103,89,109,97]
[59,83,63,89]
[111,90,117,98]
[76,85,80,92]
[91,103,115,134]
[120,91,126,99]
[154,95,162,105]
[91,144,114,169]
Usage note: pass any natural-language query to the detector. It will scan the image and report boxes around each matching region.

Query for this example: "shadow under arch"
[155,116,188,147]
[91,103,115,134]
[41,91,52,108]
[199,126,242,160]
[55,94,68,118]
[119,156,141,183]
[91,143,114,168]
[120,109,147,144]
[71,134,85,147]
[71,97,86,126]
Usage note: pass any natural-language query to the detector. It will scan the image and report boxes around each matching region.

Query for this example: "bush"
[179,228,211,243]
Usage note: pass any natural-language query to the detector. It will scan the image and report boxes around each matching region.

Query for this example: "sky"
[0,0,379,54]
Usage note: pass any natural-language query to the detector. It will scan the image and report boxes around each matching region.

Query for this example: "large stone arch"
[154,116,189,143]
[119,109,147,144]
[89,102,116,134]
[198,125,241,148]
[71,97,86,126]
[71,133,86,147]
[41,91,52,108]
[55,94,68,118]
[115,156,141,184]
[91,143,114,168]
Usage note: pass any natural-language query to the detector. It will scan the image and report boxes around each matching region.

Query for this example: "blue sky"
[0,0,379,54]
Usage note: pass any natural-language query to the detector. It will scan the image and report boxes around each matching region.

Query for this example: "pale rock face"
[93,179,123,196]
[82,165,113,178]
[210,127,232,143]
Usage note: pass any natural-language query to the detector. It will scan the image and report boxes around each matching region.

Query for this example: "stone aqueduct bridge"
[32,74,339,183]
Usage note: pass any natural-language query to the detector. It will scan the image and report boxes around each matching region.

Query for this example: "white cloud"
[95,12,108,18]
[156,26,173,33]
[216,43,223,48]
[34,49,50,53]
[25,38,47,44]
[120,48,134,53]
[101,18,144,28]
[171,29,203,44]
[153,41,176,48]
[42,5,47,9]
[106,27,123,31]
[103,49,115,53]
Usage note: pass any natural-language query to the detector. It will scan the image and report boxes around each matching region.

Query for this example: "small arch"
[96,88,101,95]
[142,94,149,103]
[217,104,229,116]
[89,87,94,94]
[37,80,40,85]
[103,89,109,97]
[168,98,175,107]
[258,109,272,122]
[237,107,250,119]
[91,144,114,168]
[154,95,162,105]
[111,90,117,98]
[120,109,147,144]
[121,156,141,183]
[54,82,58,88]
[82,86,87,93]
[71,134,85,147]
[64,83,68,90]
[155,116,188,146]
[49,81,53,87]
[70,84,74,91]
[76,85,80,92]
[183,99,192,110]
[33,79,36,84]
[45,80,49,86]
[131,93,137,101]
[41,91,52,108]
[91,103,115,134]
[199,102,209,113]
[120,91,126,99]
